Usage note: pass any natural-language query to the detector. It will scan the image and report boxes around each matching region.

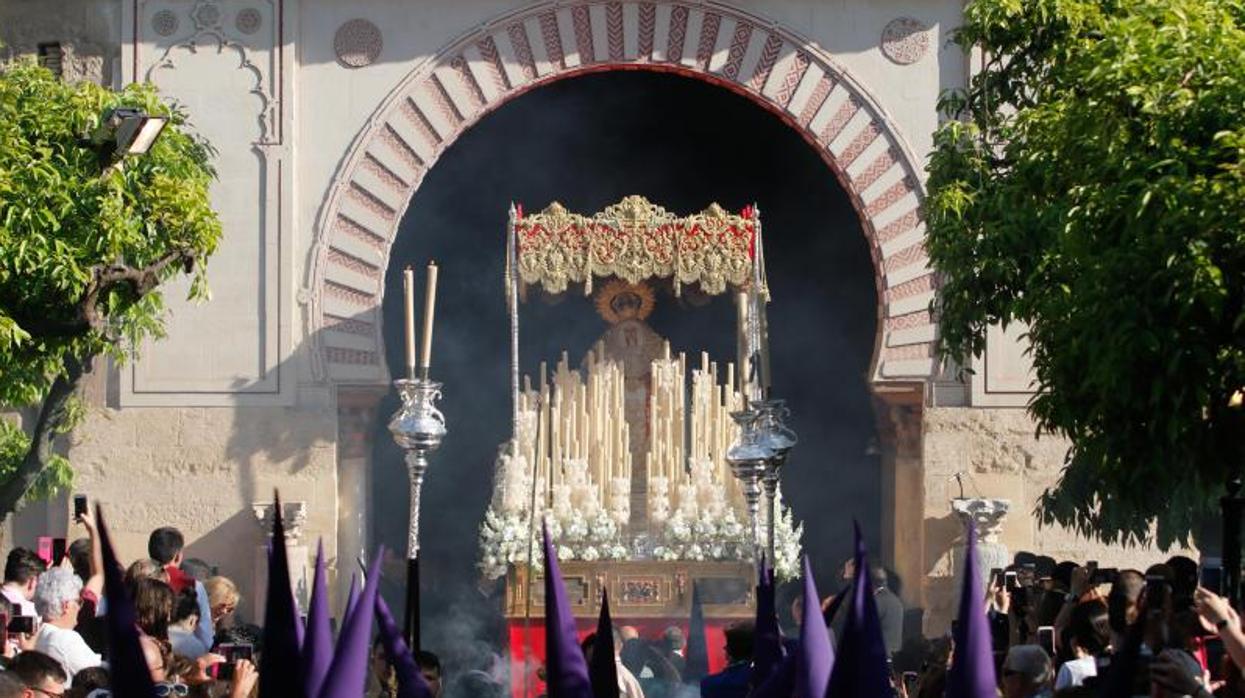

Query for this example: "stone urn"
[951,497,1011,593]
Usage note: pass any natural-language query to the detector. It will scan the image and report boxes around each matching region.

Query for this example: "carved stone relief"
[880,17,930,65]
[334,19,383,68]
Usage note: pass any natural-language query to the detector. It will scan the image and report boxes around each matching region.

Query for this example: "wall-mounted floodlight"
[105,107,168,156]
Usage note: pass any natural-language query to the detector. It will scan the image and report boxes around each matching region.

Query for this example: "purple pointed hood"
[376,593,433,698]
[302,540,333,698]
[825,522,891,697]
[946,522,998,698]
[342,573,360,628]
[259,493,307,698]
[683,582,709,683]
[318,550,384,698]
[795,556,833,698]
[753,554,785,687]
[96,507,158,697]
[542,524,593,698]
[589,591,620,698]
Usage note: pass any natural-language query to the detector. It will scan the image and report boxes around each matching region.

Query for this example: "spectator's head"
[1034,556,1057,584]
[4,548,45,600]
[1151,648,1205,698]
[618,625,639,642]
[69,666,109,697]
[416,650,443,697]
[579,632,597,663]
[0,673,19,698]
[723,621,755,664]
[205,575,240,627]
[1165,556,1198,601]
[10,650,68,696]
[1053,561,1078,592]
[662,625,685,654]
[124,558,169,592]
[134,578,175,641]
[1108,570,1145,635]
[871,564,890,590]
[67,539,92,584]
[1067,600,1110,657]
[619,638,647,676]
[170,588,200,631]
[1001,645,1052,698]
[179,558,212,583]
[147,527,185,567]
[34,567,83,627]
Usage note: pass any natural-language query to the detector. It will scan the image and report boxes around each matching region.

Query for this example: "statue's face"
[610,291,643,319]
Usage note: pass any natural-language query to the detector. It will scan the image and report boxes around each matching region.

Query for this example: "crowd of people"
[1,508,1242,698]
[0,512,256,697]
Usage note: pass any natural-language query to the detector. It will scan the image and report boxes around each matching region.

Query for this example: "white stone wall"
[63,399,337,624]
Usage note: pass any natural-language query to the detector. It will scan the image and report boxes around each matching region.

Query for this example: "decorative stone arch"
[308,0,938,386]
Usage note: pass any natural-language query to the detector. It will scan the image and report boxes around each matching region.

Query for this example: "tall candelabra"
[388,376,447,652]
[726,407,769,563]
[753,399,797,565]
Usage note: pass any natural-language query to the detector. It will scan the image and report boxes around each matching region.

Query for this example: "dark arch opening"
[373,69,879,662]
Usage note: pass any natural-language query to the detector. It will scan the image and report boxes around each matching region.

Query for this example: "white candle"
[403,267,417,378]
[419,261,438,372]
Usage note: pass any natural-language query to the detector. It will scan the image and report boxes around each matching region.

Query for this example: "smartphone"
[73,495,88,519]
[1086,560,1098,574]
[902,671,919,695]
[214,642,254,680]
[1201,560,1224,595]
[36,537,52,567]
[1004,570,1019,590]
[51,538,66,567]
[989,567,1004,587]
[1206,637,1227,680]
[7,616,34,635]
[215,643,237,680]
[1037,625,1056,657]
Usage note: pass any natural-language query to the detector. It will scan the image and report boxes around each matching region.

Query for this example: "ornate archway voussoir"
[310,0,939,386]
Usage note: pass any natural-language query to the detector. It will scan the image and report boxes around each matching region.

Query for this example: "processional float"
[477,196,802,693]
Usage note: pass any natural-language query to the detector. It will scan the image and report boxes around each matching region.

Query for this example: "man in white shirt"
[1,548,44,619]
[33,567,101,687]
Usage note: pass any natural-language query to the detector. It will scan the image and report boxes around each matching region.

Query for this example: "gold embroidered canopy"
[512,195,758,296]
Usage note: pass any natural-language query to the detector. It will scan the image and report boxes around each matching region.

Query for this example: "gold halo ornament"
[594,280,656,324]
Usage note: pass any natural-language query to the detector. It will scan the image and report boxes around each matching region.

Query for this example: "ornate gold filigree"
[514,195,756,296]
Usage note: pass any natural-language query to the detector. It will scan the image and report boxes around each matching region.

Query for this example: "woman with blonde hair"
[205,576,240,631]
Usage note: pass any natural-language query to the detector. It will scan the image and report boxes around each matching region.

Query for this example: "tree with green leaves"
[927,0,1245,547]
[0,60,221,519]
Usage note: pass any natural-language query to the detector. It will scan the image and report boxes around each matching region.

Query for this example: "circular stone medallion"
[881,17,930,65]
[236,8,263,35]
[334,18,383,68]
[152,9,179,37]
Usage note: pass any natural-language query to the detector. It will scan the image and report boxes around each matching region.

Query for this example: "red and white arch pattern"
[309,1,937,385]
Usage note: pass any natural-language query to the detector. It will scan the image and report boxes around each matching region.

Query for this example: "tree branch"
[0,352,90,519]
[15,248,197,339]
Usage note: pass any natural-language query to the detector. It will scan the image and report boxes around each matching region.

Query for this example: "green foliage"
[927,0,1245,547]
[0,419,71,502]
[0,60,221,504]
